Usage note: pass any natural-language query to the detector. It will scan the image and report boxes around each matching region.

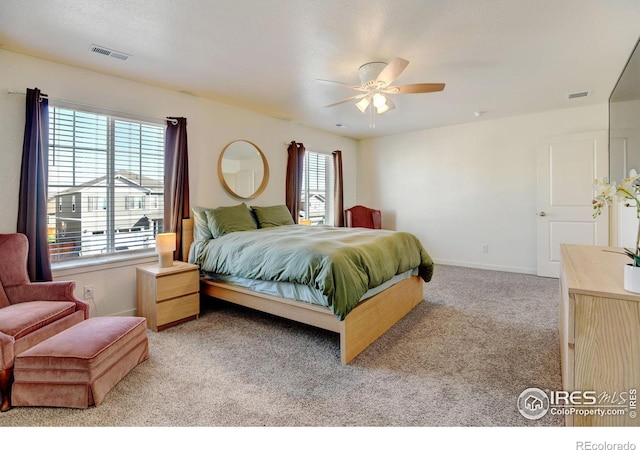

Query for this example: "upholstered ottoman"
[11,316,148,408]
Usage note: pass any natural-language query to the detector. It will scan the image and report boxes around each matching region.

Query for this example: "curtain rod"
[7,89,178,125]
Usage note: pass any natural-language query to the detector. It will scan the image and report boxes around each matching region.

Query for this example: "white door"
[536,131,609,278]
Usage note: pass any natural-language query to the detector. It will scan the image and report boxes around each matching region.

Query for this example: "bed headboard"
[182,218,194,262]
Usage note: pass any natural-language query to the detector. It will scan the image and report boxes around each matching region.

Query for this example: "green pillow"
[205,203,257,238]
[251,205,295,228]
[192,206,213,241]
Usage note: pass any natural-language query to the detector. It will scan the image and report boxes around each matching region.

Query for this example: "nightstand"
[136,261,200,331]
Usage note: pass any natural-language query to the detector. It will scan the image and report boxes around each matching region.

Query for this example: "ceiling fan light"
[372,93,387,108]
[355,97,370,113]
[376,103,389,114]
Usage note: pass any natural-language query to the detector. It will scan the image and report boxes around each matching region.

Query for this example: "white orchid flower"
[596,169,640,265]
[593,178,616,202]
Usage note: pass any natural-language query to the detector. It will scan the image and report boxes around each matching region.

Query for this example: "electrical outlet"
[84,285,95,301]
[482,244,489,254]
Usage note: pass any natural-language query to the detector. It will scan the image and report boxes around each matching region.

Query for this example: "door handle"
[537,211,546,216]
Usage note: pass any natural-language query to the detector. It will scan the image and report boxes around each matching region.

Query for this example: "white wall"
[0,49,357,316]
[357,104,608,275]
[0,48,615,309]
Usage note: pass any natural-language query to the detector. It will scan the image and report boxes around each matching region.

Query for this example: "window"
[87,196,106,212]
[300,151,334,225]
[125,196,145,210]
[48,106,165,261]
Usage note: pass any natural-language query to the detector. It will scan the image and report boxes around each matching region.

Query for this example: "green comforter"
[190,225,433,319]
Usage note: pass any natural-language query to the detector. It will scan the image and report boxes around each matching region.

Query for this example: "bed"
[182,204,434,364]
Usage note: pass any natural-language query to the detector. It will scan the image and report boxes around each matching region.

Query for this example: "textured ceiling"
[1,0,639,139]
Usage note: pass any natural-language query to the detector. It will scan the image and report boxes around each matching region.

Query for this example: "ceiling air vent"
[89,44,130,61]
[567,91,590,100]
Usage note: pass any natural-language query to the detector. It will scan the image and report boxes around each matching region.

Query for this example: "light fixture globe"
[355,97,370,113]
[372,93,387,108]
[376,103,389,114]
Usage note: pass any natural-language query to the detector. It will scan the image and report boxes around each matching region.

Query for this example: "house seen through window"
[300,151,334,226]
[48,106,165,261]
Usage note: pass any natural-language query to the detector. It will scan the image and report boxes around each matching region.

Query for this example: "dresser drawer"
[157,293,200,326]
[156,270,199,301]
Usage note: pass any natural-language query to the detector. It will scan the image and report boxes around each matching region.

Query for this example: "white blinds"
[301,151,334,225]
[48,107,165,261]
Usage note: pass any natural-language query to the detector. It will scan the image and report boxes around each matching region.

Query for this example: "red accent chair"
[0,233,89,411]
[344,205,382,229]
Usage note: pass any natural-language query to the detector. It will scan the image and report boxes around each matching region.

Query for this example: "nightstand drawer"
[157,293,200,325]
[156,270,199,301]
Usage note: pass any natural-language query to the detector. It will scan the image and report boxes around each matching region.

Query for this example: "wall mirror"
[609,36,640,247]
[218,140,269,199]
[610,37,640,182]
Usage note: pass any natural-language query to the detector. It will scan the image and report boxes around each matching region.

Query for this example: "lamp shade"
[156,232,176,268]
[156,233,176,253]
[376,103,389,114]
[372,93,387,108]
[355,97,370,113]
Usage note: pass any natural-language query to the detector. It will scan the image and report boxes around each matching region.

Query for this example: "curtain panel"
[17,88,52,282]
[285,141,305,223]
[164,117,190,262]
[332,150,344,227]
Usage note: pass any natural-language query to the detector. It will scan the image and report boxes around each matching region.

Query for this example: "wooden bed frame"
[182,218,424,364]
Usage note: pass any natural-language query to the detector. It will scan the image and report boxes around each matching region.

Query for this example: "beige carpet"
[1,264,563,427]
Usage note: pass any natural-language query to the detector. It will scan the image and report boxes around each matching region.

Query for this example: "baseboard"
[433,258,537,276]
[92,308,138,318]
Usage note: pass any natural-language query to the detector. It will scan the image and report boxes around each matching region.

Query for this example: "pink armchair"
[345,205,382,229]
[0,233,89,411]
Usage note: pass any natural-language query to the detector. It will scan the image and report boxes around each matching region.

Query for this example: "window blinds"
[48,107,165,260]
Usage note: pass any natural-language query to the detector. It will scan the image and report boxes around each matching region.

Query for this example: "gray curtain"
[332,150,344,227]
[164,117,190,262]
[17,88,52,282]
[285,141,305,223]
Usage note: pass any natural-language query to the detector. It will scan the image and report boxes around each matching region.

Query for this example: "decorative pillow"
[192,206,213,241]
[251,205,295,228]
[205,203,257,238]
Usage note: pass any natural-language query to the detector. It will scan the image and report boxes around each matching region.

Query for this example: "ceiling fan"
[318,57,445,126]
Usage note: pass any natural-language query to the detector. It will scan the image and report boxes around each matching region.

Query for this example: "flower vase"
[624,264,640,293]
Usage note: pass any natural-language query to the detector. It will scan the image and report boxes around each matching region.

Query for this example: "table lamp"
[156,232,176,268]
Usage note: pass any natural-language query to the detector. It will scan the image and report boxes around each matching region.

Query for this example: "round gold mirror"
[218,140,269,199]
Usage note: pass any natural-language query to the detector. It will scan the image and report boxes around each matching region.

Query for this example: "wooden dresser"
[559,244,640,426]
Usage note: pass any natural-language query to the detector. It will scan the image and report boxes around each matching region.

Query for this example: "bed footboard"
[200,275,423,364]
[340,275,423,364]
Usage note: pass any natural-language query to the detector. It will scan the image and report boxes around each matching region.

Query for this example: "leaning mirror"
[218,140,269,199]
[610,36,640,182]
[610,37,640,247]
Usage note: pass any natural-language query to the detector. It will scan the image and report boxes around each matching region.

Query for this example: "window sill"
[52,251,158,278]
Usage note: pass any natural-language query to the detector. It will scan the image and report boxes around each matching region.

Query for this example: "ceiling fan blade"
[324,94,368,108]
[376,57,409,87]
[385,83,446,94]
[316,79,367,91]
